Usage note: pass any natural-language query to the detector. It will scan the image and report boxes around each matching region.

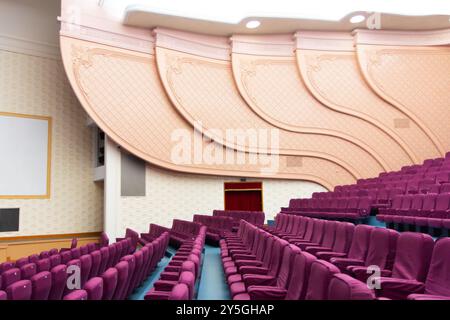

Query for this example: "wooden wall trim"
[0,232,102,243]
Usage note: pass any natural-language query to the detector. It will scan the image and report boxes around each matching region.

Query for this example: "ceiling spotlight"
[246,20,261,29]
[350,15,366,24]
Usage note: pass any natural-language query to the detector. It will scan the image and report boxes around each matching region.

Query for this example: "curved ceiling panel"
[59,36,357,188]
[356,45,450,156]
[156,46,384,179]
[232,52,411,171]
[296,49,439,164]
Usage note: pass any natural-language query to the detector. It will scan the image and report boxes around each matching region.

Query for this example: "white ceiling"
[122,0,450,35]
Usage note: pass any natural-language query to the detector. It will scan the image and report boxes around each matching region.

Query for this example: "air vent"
[286,157,303,167]
[394,118,410,128]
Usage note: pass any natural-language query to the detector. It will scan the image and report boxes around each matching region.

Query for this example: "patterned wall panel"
[232,53,412,172]
[0,50,103,236]
[119,164,327,231]
[156,47,383,179]
[296,50,440,164]
[356,45,450,155]
[60,37,355,189]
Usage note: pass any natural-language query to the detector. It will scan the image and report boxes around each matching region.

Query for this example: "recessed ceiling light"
[350,15,366,24]
[246,20,261,29]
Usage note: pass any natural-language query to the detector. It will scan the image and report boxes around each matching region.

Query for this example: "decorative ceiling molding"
[153,27,231,61]
[0,33,60,60]
[230,34,294,57]
[294,31,355,52]
[59,20,154,54]
[353,28,450,46]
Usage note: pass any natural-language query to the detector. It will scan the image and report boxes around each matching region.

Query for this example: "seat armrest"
[153,280,177,291]
[239,266,269,275]
[236,260,263,268]
[375,278,425,300]
[247,286,287,300]
[233,254,256,261]
[330,258,364,271]
[243,274,276,287]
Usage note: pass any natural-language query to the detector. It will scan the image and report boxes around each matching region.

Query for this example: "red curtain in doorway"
[224,182,263,211]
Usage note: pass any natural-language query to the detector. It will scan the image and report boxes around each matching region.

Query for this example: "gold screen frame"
[0,112,52,199]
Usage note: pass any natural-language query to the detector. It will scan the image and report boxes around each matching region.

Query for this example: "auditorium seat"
[305,260,340,300]
[63,290,88,300]
[374,232,434,300]
[6,280,32,300]
[30,271,52,300]
[84,277,103,300]
[101,268,118,300]
[327,273,376,300]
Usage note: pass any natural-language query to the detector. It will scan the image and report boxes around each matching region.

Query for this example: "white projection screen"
[0,112,52,199]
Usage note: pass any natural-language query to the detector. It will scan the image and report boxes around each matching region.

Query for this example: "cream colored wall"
[119,163,326,233]
[0,49,103,236]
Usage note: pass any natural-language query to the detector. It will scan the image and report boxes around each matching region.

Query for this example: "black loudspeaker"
[0,208,20,232]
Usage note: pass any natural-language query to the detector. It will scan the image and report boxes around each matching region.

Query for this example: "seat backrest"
[49,254,61,268]
[80,255,92,287]
[391,195,403,210]
[2,267,21,290]
[423,238,450,297]
[20,263,37,280]
[422,194,437,211]
[310,219,325,244]
[112,261,129,300]
[169,283,190,300]
[48,265,67,300]
[364,228,399,270]
[285,251,317,300]
[101,268,118,300]
[84,277,104,300]
[347,225,372,261]
[328,273,376,300]
[391,232,434,281]
[90,250,102,278]
[435,193,450,211]
[30,271,52,300]
[305,260,340,300]
[400,195,414,210]
[320,221,337,248]
[331,222,355,253]
[411,195,424,210]
[178,271,196,300]
[277,245,301,288]
[267,239,289,277]
[6,279,32,300]
[36,258,51,273]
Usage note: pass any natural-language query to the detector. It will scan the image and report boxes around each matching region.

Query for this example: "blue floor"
[128,246,177,300]
[197,245,230,300]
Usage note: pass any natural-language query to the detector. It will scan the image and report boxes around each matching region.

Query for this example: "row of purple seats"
[269,214,450,300]
[225,218,450,300]
[64,232,170,300]
[282,197,372,220]
[0,237,132,300]
[377,193,450,230]
[193,215,234,245]
[146,220,203,248]
[145,226,207,300]
[213,210,265,231]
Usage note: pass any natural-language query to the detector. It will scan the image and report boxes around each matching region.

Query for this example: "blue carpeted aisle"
[128,246,177,300]
[197,245,230,300]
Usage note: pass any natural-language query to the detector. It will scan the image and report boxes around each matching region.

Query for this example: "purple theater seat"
[305,260,340,300]
[20,263,37,280]
[99,232,110,249]
[70,247,81,259]
[30,271,52,300]
[6,280,32,300]
[119,255,136,300]
[101,268,118,300]
[80,255,93,287]
[112,261,129,300]
[49,248,59,256]
[328,273,376,300]
[48,265,68,300]
[90,250,102,278]
[1,268,21,290]
[63,289,88,300]
[168,283,190,300]
[99,247,110,275]
[0,290,6,300]
[49,254,61,268]
[87,243,97,253]
[60,251,72,264]
[36,258,51,273]
[108,244,117,269]
[28,254,40,264]
[84,277,104,300]
[374,232,434,300]
[407,238,450,300]
[237,245,301,300]
[15,257,29,268]
[347,228,399,282]
[0,261,15,274]
[427,193,450,229]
